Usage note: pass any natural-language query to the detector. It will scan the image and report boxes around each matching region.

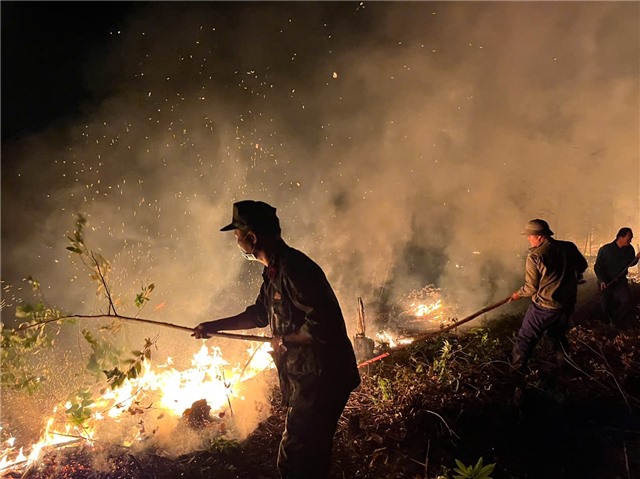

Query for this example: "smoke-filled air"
[1,1,638,468]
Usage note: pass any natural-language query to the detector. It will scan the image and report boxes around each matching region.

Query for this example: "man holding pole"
[509,219,588,372]
[594,227,640,329]
[193,200,360,479]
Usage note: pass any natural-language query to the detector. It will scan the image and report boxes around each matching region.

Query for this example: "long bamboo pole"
[357,296,512,369]
[605,254,640,288]
[18,314,272,342]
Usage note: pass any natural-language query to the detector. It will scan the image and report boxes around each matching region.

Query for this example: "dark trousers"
[277,384,351,479]
[512,302,571,371]
[601,280,632,327]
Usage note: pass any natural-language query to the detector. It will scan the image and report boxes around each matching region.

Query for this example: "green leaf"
[477,463,495,478]
[454,459,467,470]
[134,293,145,308]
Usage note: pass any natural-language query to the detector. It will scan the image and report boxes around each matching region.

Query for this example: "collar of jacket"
[529,236,552,253]
[263,240,288,281]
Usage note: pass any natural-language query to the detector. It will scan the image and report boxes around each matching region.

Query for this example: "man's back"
[258,242,361,399]
[527,238,588,310]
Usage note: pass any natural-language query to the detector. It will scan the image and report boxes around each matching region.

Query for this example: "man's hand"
[509,292,521,302]
[192,321,222,339]
[270,334,287,354]
[269,335,287,370]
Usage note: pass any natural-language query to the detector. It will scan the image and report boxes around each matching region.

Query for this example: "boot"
[511,348,528,373]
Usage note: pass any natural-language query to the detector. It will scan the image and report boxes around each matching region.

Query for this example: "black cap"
[220,200,280,233]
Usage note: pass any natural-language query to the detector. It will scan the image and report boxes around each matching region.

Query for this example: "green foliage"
[102,337,155,389]
[452,457,495,479]
[432,339,456,384]
[65,389,95,426]
[66,213,113,305]
[207,437,242,455]
[135,283,155,309]
[377,377,393,401]
[66,213,155,312]
[4,213,160,434]
[1,325,47,393]
[65,213,87,255]
[1,299,65,393]
[82,328,126,378]
[64,338,155,424]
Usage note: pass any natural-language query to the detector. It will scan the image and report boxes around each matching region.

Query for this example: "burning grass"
[5,297,640,479]
[0,341,276,474]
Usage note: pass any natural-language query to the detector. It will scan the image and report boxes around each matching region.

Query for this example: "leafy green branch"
[0,284,66,393]
[103,337,155,390]
[66,214,118,315]
[1,213,161,396]
[63,337,157,427]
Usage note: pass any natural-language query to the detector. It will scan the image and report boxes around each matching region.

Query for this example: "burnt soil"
[7,284,640,479]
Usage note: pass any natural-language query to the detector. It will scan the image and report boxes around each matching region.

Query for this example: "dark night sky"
[1,0,638,325]
[2,1,138,142]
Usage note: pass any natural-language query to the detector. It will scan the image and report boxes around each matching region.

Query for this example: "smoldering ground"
[1,0,638,453]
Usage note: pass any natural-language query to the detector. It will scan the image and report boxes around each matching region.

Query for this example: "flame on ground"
[0,342,274,472]
[411,299,443,319]
[375,293,451,348]
[375,330,415,349]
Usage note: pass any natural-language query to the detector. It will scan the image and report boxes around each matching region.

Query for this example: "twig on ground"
[425,409,459,440]
[574,339,636,409]
[424,438,431,479]
[597,368,631,410]
[624,441,631,479]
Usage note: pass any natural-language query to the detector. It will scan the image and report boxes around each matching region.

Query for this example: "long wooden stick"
[17,314,272,342]
[357,296,512,368]
[606,255,640,288]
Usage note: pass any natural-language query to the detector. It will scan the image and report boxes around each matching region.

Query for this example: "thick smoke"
[1,0,638,448]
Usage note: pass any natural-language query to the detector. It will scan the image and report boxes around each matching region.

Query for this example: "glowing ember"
[398,285,457,328]
[0,343,274,472]
[375,331,414,349]
[411,299,443,318]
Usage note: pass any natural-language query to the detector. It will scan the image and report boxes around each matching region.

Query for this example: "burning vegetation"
[3,300,640,479]
[2,220,639,478]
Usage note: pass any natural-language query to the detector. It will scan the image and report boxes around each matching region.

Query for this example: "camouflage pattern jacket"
[243,241,360,406]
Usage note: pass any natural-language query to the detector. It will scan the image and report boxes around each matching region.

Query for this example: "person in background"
[193,200,360,479]
[509,219,588,372]
[594,227,640,329]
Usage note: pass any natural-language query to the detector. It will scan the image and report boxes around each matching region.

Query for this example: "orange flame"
[0,343,274,472]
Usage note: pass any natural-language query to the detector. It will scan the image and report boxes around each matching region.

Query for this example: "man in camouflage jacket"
[194,200,360,479]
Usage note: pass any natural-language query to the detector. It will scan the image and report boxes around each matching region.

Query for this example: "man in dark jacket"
[594,227,640,328]
[509,219,588,371]
[193,200,360,479]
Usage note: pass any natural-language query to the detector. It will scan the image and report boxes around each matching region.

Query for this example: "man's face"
[527,235,544,248]
[618,232,633,247]
[234,229,255,254]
